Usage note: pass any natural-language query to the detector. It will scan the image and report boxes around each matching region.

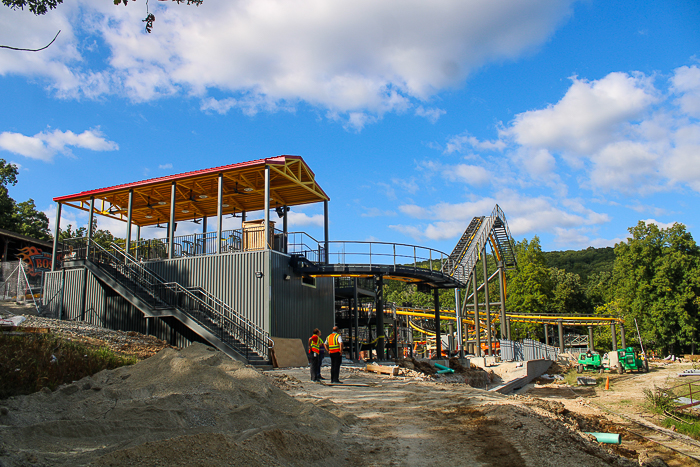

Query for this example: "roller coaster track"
[441,204,517,283]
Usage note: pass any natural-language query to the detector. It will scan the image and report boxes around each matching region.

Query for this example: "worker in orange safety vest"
[308,328,323,382]
[324,326,343,383]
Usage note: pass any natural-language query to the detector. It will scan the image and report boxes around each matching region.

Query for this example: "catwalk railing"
[500,339,560,362]
[60,237,271,361]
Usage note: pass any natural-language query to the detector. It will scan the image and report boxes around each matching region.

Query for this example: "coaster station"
[42,155,619,365]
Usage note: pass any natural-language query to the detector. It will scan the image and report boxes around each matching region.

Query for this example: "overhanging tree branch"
[0,29,60,52]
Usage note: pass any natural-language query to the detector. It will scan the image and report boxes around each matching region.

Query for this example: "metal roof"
[54,155,329,227]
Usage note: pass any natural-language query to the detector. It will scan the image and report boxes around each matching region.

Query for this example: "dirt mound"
[0,343,344,466]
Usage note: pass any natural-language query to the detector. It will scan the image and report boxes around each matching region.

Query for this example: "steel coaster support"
[375,274,384,359]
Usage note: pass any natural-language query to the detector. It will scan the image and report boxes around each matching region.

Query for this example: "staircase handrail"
[87,240,270,360]
[108,242,272,358]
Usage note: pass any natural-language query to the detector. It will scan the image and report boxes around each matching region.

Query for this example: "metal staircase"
[441,205,517,282]
[69,238,272,365]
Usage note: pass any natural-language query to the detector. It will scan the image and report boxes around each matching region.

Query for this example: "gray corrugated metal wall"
[270,251,335,341]
[43,249,334,349]
[43,269,204,348]
[146,250,270,332]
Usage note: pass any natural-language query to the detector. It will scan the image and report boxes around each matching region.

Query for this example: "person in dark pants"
[324,326,343,383]
[308,328,322,382]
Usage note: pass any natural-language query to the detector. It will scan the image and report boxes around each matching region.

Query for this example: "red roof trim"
[53,155,315,202]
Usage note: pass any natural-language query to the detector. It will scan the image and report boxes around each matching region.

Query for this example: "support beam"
[217,173,223,254]
[168,182,176,259]
[588,326,594,352]
[483,245,492,356]
[51,202,62,271]
[620,323,626,348]
[544,324,549,346]
[506,318,511,341]
[125,190,133,259]
[202,216,207,255]
[473,267,481,357]
[323,200,329,265]
[498,261,506,339]
[354,278,359,360]
[557,319,564,354]
[85,197,95,258]
[455,288,464,358]
[375,275,384,359]
[434,287,441,359]
[611,323,617,351]
[264,165,270,249]
[282,205,288,254]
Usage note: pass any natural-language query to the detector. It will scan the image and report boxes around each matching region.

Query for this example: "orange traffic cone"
[605,376,610,390]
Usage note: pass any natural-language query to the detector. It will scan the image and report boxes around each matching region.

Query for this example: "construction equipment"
[616,347,649,374]
[577,351,604,373]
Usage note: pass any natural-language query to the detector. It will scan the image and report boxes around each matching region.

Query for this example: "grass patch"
[661,412,700,440]
[0,332,137,399]
[564,368,603,387]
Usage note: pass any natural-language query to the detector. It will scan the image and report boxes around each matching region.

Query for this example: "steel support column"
[588,326,594,352]
[86,197,95,258]
[506,318,511,341]
[217,173,223,254]
[323,200,329,265]
[455,288,464,358]
[282,205,288,254]
[375,275,384,359]
[125,190,134,259]
[354,278,359,360]
[611,323,617,351]
[557,319,564,353]
[168,182,176,259]
[482,245,492,356]
[448,322,454,354]
[434,287,441,359]
[473,268,481,357]
[498,261,506,339]
[544,324,549,346]
[51,202,62,271]
[202,216,207,255]
[620,323,626,349]
[264,165,270,249]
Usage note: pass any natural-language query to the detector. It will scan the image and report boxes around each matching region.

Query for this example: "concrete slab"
[489,359,553,394]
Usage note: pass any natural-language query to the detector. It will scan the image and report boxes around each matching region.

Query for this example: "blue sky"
[0,0,699,254]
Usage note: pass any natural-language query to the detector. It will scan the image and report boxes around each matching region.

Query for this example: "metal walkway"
[291,204,518,290]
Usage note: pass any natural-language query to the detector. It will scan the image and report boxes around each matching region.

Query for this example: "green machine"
[576,351,603,373]
[615,347,649,374]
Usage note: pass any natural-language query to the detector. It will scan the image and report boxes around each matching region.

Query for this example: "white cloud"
[642,219,676,230]
[671,65,700,118]
[415,106,446,123]
[444,133,506,154]
[504,72,658,156]
[287,211,324,227]
[443,164,491,186]
[158,163,173,169]
[0,128,118,161]
[393,191,609,242]
[0,0,575,125]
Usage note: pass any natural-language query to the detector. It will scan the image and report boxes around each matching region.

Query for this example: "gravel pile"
[1,302,171,359]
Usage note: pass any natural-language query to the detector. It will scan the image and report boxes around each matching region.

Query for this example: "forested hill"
[542,246,615,280]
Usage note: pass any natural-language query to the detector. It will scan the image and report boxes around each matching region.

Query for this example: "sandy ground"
[0,306,691,466]
[0,341,645,467]
[522,363,700,466]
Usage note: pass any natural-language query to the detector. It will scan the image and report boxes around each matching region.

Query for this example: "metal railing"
[500,338,560,362]
[61,237,271,361]
[125,226,288,261]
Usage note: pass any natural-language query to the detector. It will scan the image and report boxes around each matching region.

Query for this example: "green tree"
[13,199,50,240]
[613,221,700,354]
[0,159,51,240]
[548,268,590,315]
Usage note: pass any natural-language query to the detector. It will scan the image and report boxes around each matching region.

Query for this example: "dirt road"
[267,366,637,466]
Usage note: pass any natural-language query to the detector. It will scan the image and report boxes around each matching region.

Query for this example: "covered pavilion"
[50,155,330,269]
